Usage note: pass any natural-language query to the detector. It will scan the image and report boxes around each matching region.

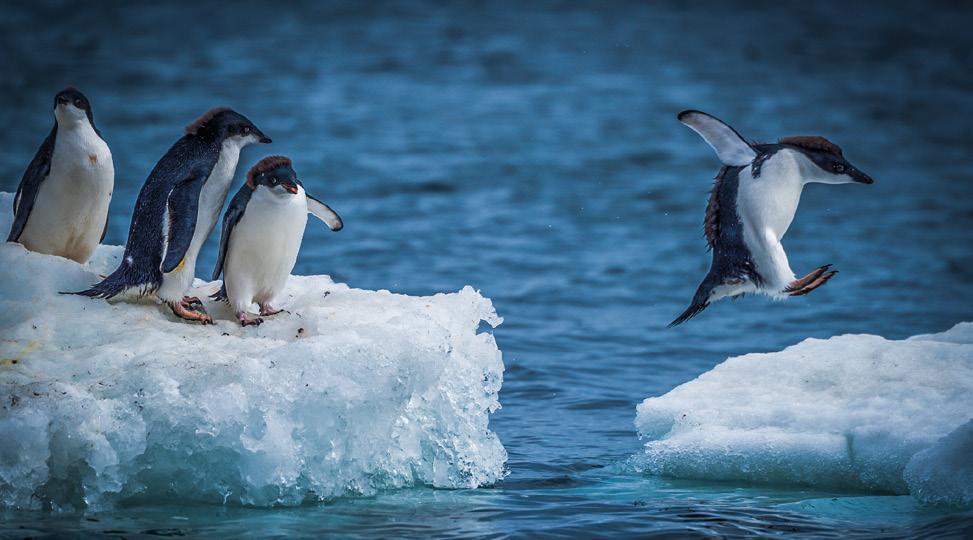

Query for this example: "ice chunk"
[0,193,506,510]
[904,420,973,507]
[634,324,973,503]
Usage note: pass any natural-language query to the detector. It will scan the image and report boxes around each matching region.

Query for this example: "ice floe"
[0,193,506,510]
[634,323,973,506]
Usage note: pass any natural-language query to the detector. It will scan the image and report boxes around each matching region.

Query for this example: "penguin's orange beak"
[283,183,299,194]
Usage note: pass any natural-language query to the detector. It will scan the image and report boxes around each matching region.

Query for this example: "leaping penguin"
[7,87,113,263]
[75,107,271,324]
[669,110,874,327]
[211,156,343,326]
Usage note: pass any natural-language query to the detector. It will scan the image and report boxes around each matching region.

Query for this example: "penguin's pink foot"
[237,311,264,327]
[168,299,213,325]
[784,265,831,294]
[786,266,838,297]
[259,304,287,317]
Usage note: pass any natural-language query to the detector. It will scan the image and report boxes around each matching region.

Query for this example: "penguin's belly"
[736,158,803,291]
[19,129,113,264]
[225,193,307,310]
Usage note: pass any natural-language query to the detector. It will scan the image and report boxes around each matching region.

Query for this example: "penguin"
[211,156,342,326]
[7,87,113,264]
[669,110,874,327]
[75,107,271,324]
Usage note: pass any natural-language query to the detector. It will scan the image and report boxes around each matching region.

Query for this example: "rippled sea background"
[2,1,972,537]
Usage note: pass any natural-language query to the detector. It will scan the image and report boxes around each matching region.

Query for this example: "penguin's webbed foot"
[785,265,838,296]
[259,305,287,317]
[237,311,264,327]
[168,299,214,325]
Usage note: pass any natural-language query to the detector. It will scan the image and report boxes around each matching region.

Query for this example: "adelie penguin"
[75,107,271,324]
[669,110,874,327]
[211,156,342,326]
[7,87,113,264]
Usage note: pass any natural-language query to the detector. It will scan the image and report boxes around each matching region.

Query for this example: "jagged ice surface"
[0,193,506,510]
[634,324,973,506]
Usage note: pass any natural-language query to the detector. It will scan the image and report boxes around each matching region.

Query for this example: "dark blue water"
[2,1,972,537]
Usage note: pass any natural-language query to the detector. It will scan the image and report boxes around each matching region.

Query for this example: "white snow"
[634,324,973,506]
[0,193,506,510]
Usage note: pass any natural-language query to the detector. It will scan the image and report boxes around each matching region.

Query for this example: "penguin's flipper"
[212,186,253,280]
[160,172,207,274]
[307,194,343,231]
[7,126,56,242]
[678,110,756,167]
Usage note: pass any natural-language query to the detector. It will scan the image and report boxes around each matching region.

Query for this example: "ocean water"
[2,1,972,537]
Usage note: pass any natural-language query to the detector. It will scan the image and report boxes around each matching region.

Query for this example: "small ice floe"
[634,323,973,506]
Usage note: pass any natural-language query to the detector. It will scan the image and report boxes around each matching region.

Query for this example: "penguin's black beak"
[259,135,272,144]
[850,168,874,185]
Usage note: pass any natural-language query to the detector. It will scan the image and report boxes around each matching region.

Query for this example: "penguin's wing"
[160,171,208,273]
[678,110,756,167]
[212,186,252,280]
[7,126,56,242]
[306,193,343,231]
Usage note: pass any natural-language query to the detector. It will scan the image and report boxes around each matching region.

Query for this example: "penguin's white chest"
[736,155,804,241]
[193,140,244,258]
[224,188,308,310]
[736,152,805,291]
[18,123,113,264]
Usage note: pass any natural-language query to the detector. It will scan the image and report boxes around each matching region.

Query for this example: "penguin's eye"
[833,163,846,173]
[74,98,83,108]
[242,126,251,134]
[270,177,278,185]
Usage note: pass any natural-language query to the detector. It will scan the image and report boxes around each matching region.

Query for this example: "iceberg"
[0,193,506,510]
[634,324,973,506]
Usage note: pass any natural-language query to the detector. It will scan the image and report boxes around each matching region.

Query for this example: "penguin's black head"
[779,136,874,185]
[53,87,95,126]
[247,155,301,195]
[185,107,272,145]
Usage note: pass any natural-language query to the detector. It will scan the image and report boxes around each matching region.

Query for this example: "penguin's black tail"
[210,284,228,303]
[668,277,716,327]
[66,262,155,299]
[668,299,710,327]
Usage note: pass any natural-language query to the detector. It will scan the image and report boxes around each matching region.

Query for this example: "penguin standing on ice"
[75,108,271,324]
[212,156,342,326]
[7,87,113,263]
[669,110,874,327]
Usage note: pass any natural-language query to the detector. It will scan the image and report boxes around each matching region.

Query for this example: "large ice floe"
[0,193,506,510]
[635,323,973,507]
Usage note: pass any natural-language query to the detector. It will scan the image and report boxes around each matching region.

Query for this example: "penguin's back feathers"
[7,125,56,243]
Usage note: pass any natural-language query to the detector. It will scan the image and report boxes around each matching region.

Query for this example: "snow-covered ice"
[0,193,506,510]
[634,323,973,506]
[904,420,973,507]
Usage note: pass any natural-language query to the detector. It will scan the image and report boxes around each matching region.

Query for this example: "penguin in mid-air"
[669,110,874,327]
[7,87,113,263]
[75,107,271,324]
[211,156,343,326]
